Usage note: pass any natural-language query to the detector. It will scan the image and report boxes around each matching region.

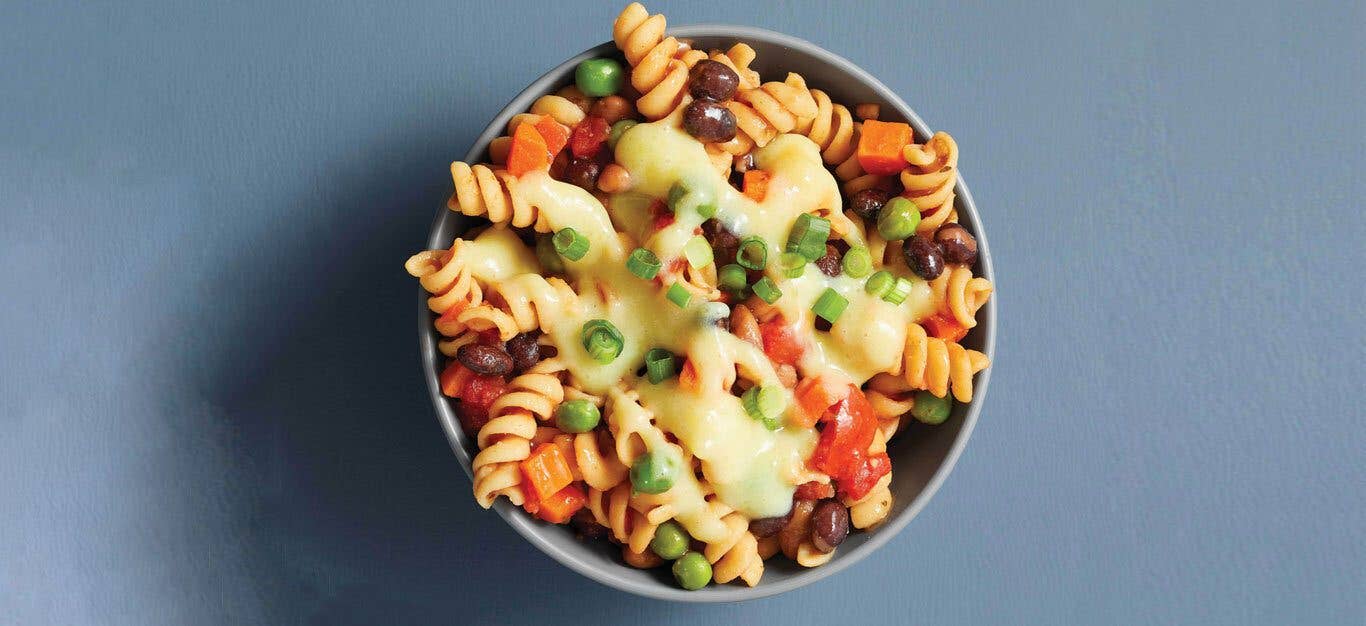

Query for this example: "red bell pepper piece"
[839,451,891,501]
[923,312,968,342]
[808,385,880,497]
[457,373,506,432]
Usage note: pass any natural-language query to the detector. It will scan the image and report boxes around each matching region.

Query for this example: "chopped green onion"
[742,385,786,430]
[812,288,849,324]
[683,236,714,269]
[645,348,677,383]
[608,119,638,150]
[718,264,748,291]
[627,247,661,280]
[666,282,692,308]
[842,246,873,278]
[667,182,688,213]
[695,201,718,219]
[865,270,895,298]
[785,213,831,261]
[877,197,920,241]
[581,319,624,363]
[553,227,590,261]
[536,235,565,274]
[882,277,913,305]
[736,236,768,270]
[752,277,782,304]
[779,252,807,278]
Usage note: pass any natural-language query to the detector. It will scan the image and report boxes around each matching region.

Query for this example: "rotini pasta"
[406,2,993,591]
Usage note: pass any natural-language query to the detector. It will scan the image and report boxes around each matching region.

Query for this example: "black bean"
[935,223,978,265]
[688,60,740,102]
[810,499,850,553]
[682,99,737,143]
[749,507,793,538]
[456,343,513,376]
[702,218,740,266]
[815,244,842,277]
[570,511,607,540]
[505,332,541,372]
[847,188,890,221]
[563,157,601,191]
[902,235,945,280]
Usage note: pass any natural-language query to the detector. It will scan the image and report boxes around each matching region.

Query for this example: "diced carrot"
[759,317,804,366]
[923,313,968,342]
[506,122,550,176]
[535,483,587,524]
[856,120,912,175]
[678,360,699,391]
[439,361,475,398]
[521,443,574,507]
[793,375,848,428]
[533,115,571,158]
[742,170,770,202]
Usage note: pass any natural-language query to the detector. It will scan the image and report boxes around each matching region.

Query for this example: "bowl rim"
[417,23,996,602]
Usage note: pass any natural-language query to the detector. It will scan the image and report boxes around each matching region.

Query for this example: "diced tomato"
[457,373,507,432]
[808,385,878,480]
[533,116,571,158]
[923,312,968,342]
[569,116,611,158]
[839,451,891,501]
[795,481,834,500]
[439,361,475,398]
[535,483,587,524]
[759,317,804,366]
[793,375,849,428]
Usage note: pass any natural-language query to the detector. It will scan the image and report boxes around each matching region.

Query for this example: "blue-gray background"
[2,1,1362,624]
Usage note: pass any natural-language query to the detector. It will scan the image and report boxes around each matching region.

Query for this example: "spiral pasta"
[587,482,660,554]
[726,73,819,150]
[865,372,916,440]
[901,322,990,402]
[488,273,580,335]
[613,3,690,120]
[795,89,857,166]
[929,264,994,329]
[405,241,483,317]
[448,162,552,232]
[901,131,959,233]
[701,501,765,585]
[471,359,568,507]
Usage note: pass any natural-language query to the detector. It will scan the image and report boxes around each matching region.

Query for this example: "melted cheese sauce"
[462,113,935,524]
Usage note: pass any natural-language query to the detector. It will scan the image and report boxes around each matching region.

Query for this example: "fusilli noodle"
[900,322,990,402]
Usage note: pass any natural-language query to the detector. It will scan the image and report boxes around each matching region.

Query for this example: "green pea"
[608,119,638,150]
[650,521,690,560]
[911,390,952,424]
[671,551,713,590]
[555,399,601,433]
[877,196,921,241]
[629,450,677,495]
[535,235,564,274]
[575,58,625,97]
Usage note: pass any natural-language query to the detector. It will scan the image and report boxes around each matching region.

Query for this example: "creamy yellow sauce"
[458,114,934,524]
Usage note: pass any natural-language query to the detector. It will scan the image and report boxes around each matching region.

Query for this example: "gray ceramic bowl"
[418,24,996,602]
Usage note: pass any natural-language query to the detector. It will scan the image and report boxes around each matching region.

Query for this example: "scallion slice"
[683,236,713,269]
[553,227,590,261]
[580,319,624,363]
[785,213,831,261]
[627,247,661,280]
[779,252,807,278]
[644,348,677,383]
[752,277,782,304]
[841,246,873,278]
[718,263,748,291]
[812,288,849,324]
[742,385,785,430]
[736,236,768,270]
[883,277,913,305]
[666,282,692,308]
[865,270,895,298]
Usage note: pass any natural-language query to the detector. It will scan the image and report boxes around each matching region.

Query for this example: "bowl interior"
[420,25,995,602]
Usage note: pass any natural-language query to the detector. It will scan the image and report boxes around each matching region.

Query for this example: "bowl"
[417,24,996,602]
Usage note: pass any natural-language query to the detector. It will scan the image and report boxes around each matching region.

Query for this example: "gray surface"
[1,0,1363,624]
[421,27,995,602]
